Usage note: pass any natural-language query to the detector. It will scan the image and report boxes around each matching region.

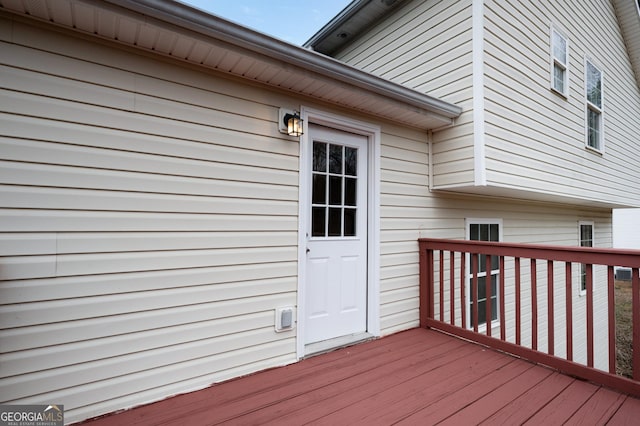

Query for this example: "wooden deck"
[82,328,640,425]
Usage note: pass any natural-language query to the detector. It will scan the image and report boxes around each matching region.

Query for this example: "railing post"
[419,241,431,328]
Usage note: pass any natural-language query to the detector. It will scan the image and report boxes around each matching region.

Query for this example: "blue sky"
[180,0,352,46]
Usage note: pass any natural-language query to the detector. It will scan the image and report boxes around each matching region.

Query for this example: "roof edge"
[303,0,365,49]
[103,0,461,120]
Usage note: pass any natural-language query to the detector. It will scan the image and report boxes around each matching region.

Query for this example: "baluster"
[500,256,506,341]
[472,253,479,333]
[450,251,455,325]
[565,262,573,362]
[486,253,492,337]
[608,265,615,374]
[439,250,444,322]
[531,259,538,351]
[515,257,521,345]
[587,263,594,368]
[548,260,554,356]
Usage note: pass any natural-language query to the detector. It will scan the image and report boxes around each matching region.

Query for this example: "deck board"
[523,379,599,425]
[481,372,574,424]
[81,328,640,425]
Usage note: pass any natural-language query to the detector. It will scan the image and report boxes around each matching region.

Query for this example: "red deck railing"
[418,238,640,397]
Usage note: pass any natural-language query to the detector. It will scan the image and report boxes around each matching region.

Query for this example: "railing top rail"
[418,238,640,268]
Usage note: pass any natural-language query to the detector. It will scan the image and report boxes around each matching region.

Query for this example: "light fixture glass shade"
[284,113,303,137]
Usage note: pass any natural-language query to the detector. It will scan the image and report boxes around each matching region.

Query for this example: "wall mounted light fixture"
[278,108,304,137]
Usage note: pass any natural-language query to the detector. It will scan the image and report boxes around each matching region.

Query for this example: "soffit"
[0,0,460,130]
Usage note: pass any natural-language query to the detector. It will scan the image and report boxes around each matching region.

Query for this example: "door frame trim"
[296,107,381,359]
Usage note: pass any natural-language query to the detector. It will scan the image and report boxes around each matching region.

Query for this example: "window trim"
[578,221,594,296]
[584,58,604,153]
[465,218,503,331]
[550,26,569,97]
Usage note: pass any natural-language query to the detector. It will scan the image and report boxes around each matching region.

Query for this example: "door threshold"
[304,332,374,358]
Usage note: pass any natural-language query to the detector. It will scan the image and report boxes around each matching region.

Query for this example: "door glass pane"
[329,176,342,205]
[344,208,356,236]
[345,147,357,176]
[311,140,359,239]
[312,207,325,237]
[329,145,343,174]
[312,174,326,204]
[344,178,356,206]
[328,207,341,237]
[313,142,326,172]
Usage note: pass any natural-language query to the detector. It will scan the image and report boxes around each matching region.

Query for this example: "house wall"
[482,0,640,206]
[0,13,612,424]
[334,0,640,207]
[333,0,476,189]
[0,16,304,423]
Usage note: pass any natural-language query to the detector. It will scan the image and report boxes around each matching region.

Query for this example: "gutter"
[103,0,462,120]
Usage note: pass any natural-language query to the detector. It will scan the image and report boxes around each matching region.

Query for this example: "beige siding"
[334,0,476,189]
[483,0,640,205]
[0,19,300,423]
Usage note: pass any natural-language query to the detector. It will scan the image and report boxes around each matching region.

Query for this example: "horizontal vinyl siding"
[334,0,476,189]
[0,19,299,423]
[483,0,640,206]
[377,121,611,368]
[379,125,429,334]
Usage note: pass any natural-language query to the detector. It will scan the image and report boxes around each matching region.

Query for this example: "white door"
[304,124,368,345]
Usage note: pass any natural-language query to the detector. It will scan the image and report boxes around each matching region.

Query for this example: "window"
[551,27,568,96]
[311,141,358,238]
[579,222,594,294]
[467,220,501,328]
[585,60,603,151]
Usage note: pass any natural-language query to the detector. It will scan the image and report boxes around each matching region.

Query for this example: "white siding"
[334,0,640,206]
[334,0,476,189]
[377,123,612,370]
[483,0,640,206]
[613,209,640,249]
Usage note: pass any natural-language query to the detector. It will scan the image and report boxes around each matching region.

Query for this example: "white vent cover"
[275,307,295,332]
